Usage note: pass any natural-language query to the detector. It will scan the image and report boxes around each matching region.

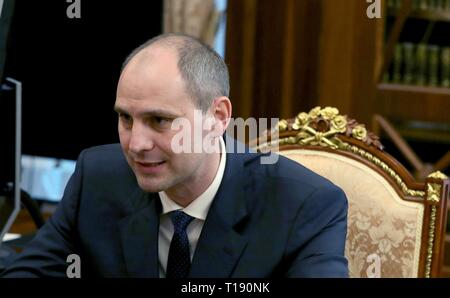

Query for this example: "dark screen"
[0,81,17,239]
[0,84,15,198]
[0,0,16,82]
[3,0,163,160]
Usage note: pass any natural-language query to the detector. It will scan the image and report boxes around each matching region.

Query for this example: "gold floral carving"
[276,106,383,150]
[427,184,441,203]
[428,171,449,180]
[425,206,437,278]
[423,179,443,277]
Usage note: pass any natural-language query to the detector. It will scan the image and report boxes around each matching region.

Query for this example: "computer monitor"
[0,0,15,84]
[4,0,162,160]
[0,78,21,244]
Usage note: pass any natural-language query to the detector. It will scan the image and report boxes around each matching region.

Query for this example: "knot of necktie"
[170,210,194,233]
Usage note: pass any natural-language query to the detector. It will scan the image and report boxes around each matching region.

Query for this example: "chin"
[136,176,170,193]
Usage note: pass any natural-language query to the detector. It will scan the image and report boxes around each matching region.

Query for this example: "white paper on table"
[3,233,21,242]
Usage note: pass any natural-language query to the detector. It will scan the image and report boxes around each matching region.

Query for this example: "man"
[2,33,348,278]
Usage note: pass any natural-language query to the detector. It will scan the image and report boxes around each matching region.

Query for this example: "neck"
[165,151,221,207]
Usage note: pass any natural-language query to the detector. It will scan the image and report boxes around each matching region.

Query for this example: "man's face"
[115,46,211,193]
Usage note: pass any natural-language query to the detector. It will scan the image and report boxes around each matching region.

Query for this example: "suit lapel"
[117,137,260,278]
[118,189,160,278]
[189,207,248,278]
[189,152,254,278]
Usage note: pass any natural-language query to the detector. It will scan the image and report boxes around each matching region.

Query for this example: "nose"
[128,122,155,155]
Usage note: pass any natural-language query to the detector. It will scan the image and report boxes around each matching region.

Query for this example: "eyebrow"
[113,106,183,119]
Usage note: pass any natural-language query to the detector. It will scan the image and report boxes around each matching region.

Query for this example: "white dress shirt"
[158,137,227,277]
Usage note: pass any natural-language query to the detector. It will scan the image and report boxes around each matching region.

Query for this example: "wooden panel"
[316,1,355,113]
[316,0,382,125]
[290,0,322,117]
[225,0,257,119]
[225,0,322,120]
[251,0,286,119]
[226,0,391,127]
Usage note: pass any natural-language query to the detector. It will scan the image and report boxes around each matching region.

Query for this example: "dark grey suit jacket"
[2,141,348,277]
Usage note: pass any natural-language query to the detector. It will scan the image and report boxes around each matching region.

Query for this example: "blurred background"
[0,0,449,274]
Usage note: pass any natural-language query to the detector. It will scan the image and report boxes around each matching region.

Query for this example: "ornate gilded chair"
[250,107,449,278]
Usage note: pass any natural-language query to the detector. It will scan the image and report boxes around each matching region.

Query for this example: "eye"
[153,116,171,127]
[119,114,133,127]
[119,113,130,121]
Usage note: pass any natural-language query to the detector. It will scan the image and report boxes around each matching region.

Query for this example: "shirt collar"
[159,137,227,220]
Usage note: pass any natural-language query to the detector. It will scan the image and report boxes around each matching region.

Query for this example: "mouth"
[134,160,166,174]
[137,161,165,166]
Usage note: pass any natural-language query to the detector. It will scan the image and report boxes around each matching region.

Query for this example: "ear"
[209,96,232,137]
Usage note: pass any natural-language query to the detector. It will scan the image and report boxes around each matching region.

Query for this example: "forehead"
[116,45,195,114]
[118,46,181,95]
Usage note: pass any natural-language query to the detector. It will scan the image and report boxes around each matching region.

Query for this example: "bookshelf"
[377,83,450,123]
[377,0,450,125]
[379,0,450,277]
[407,9,450,21]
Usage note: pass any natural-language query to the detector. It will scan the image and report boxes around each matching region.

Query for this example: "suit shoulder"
[82,143,122,154]
[77,143,133,179]
[81,143,124,164]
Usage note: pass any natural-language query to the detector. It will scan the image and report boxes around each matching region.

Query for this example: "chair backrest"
[251,106,449,277]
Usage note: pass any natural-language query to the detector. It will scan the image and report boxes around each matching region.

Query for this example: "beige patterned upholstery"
[252,106,449,278]
[280,150,424,277]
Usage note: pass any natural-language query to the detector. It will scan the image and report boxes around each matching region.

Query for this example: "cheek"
[163,130,184,153]
[171,153,202,172]
[118,129,130,150]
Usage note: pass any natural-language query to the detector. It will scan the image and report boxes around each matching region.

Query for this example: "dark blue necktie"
[166,210,195,278]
